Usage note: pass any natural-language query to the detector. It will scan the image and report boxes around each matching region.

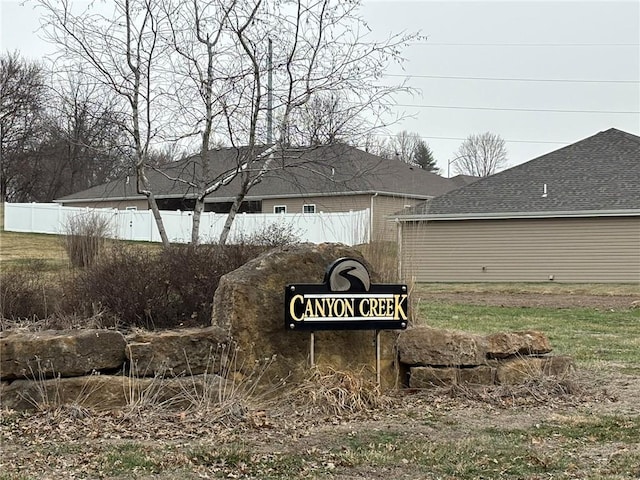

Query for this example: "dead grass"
[0,231,68,271]
[287,366,392,416]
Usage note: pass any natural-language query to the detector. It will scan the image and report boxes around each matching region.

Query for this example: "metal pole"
[375,330,381,386]
[310,331,315,367]
[267,38,273,145]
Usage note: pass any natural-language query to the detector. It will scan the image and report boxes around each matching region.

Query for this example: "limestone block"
[485,331,552,359]
[409,366,457,388]
[496,355,574,385]
[1,374,225,412]
[458,366,495,385]
[126,326,230,377]
[397,326,487,367]
[0,330,126,380]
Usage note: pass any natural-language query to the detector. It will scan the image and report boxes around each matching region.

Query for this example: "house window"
[274,205,287,214]
[303,204,316,214]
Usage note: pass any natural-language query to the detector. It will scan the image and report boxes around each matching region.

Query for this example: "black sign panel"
[284,258,409,331]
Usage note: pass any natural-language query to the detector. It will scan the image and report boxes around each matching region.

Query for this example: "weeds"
[289,366,391,416]
[63,212,111,268]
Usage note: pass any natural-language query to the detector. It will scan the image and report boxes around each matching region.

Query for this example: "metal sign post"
[286,258,409,387]
[375,330,381,386]
[310,331,315,367]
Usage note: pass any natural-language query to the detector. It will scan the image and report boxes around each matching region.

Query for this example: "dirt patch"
[424,292,639,310]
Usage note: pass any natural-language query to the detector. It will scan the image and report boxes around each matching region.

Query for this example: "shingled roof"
[396,128,640,219]
[56,143,459,203]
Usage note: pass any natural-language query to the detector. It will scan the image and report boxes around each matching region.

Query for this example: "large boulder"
[126,326,230,377]
[211,243,399,388]
[0,329,126,380]
[397,326,487,367]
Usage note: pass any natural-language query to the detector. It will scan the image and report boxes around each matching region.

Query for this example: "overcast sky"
[2,0,639,175]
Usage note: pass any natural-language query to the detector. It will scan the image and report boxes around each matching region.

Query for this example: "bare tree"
[162,0,418,244]
[386,130,420,163]
[37,0,418,245]
[372,131,438,172]
[0,52,47,201]
[38,76,130,200]
[453,132,508,177]
[38,0,172,246]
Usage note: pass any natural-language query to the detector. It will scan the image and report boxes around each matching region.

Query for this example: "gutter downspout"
[396,217,402,281]
[370,193,378,243]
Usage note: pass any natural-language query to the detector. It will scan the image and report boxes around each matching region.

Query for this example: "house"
[55,143,468,241]
[393,128,640,283]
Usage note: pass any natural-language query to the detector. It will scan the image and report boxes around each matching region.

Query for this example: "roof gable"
[404,128,640,217]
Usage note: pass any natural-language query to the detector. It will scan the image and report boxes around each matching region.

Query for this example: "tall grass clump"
[358,240,398,282]
[63,212,112,268]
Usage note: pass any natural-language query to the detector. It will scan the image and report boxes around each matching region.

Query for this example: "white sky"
[2,0,639,175]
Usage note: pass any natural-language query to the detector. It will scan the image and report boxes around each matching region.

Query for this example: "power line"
[413,42,640,47]
[371,132,569,145]
[383,73,639,84]
[392,104,639,114]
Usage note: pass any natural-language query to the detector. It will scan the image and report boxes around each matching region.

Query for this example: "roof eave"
[56,190,434,204]
[392,209,640,222]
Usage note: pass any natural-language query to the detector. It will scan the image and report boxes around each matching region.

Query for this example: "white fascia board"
[393,209,640,222]
[57,190,433,204]
[256,191,432,201]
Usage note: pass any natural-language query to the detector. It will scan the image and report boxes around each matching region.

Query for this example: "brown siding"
[372,195,423,242]
[262,194,371,215]
[263,194,425,241]
[401,216,640,283]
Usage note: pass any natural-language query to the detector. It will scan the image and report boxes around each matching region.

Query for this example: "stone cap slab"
[1,329,126,380]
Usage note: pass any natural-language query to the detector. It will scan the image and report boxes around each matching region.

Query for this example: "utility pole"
[266,38,273,145]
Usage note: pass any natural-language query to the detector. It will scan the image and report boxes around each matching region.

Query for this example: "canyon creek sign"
[285,258,409,331]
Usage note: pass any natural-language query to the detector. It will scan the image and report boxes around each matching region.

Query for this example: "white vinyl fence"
[3,203,370,246]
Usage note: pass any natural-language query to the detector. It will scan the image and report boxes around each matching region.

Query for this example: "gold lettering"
[394,294,408,320]
[304,299,314,318]
[290,295,305,322]
[345,298,354,317]
[359,298,370,317]
[313,298,325,318]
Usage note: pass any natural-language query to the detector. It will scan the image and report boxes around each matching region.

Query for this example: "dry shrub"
[63,212,111,268]
[236,222,301,247]
[0,260,62,321]
[289,366,391,416]
[68,242,267,329]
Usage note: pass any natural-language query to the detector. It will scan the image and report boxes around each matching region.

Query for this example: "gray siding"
[400,216,640,283]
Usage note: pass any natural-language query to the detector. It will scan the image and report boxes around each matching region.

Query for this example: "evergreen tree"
[412,140,438,172]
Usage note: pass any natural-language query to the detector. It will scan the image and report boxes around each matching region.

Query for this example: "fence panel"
[3,203,370,246]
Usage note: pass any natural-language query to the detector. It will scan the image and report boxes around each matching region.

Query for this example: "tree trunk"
[146,191,170,247]
[218,189,246,245]
[191,196,205,244]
